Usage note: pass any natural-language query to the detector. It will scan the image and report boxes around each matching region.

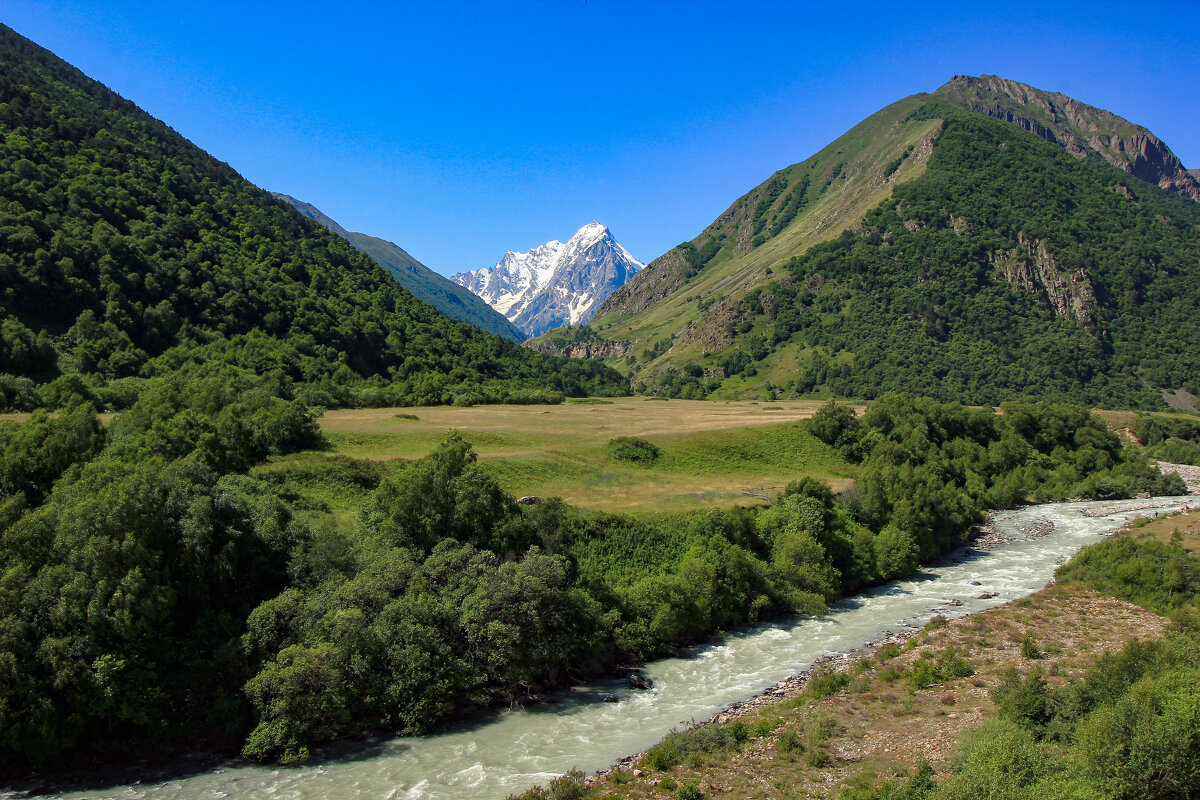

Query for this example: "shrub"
[546,769,589,800]
[908,649,974,689]
[991,666,1054,732]
[675,781,703,800]
[749,716,779,737]
[808,669,851,698]
[605,436,662,465]
[803,711,839,747]
[778,730,803,753]
[1021,636,1044,660]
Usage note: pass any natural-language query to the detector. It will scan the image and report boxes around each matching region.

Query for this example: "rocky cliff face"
[935,75,1200,201]
[525,336,632,360]
[991,233,1099,332]
[452,223,643,338]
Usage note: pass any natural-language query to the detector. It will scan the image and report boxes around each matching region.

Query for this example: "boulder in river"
[628,672,653,690]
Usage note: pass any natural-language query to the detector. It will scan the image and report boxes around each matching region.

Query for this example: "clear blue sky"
[4,1,1198,275]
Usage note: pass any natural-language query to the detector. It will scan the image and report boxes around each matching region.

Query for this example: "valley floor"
[312,397,856,511]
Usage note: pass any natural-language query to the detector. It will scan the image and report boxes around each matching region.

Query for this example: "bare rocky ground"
[588,583,1167,798]
[1158,461,1200,494]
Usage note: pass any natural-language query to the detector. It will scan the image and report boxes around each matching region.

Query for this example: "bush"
[808,669,851,698]
[803,711,839,747]
[1021,636,1043,660]
[675,781,703,800]
[605,436,662,465]
[991,665,1054,732]
[777,730,803,753]
[908,649,974,689]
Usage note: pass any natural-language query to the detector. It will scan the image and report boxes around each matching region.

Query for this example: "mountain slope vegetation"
[0,25,622,410]
[272,193,525,342]
[573,78,1200,408]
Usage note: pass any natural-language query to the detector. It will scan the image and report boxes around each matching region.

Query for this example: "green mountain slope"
[564,77,1200,408]
[0,25,622,409]
[583,95,942,358]
[272,194,525,342]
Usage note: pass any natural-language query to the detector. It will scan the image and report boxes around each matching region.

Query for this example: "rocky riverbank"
[587,583,1170,797]
[1158,461,1200,494]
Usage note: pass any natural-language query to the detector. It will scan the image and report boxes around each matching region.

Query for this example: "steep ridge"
[933,74,1200,201]
[0,24,625,408]
[566,76,1200,408]
[453,223,643,337]
[272,194,524,341]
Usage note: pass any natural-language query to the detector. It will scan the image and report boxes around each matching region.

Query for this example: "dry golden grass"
[316,397,855,512]
[1132,509,1200,554]
[318,398,836,450]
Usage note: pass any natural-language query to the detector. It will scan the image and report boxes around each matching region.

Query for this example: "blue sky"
[4,1,1198,275]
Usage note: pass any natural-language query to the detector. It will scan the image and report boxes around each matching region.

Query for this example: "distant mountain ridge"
[271,193,524,342]
[452,223,643,337]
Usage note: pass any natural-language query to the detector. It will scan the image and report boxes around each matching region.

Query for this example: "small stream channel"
[7,496,1192,800]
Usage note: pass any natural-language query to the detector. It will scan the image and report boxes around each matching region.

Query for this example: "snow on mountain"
[452,222,644,338]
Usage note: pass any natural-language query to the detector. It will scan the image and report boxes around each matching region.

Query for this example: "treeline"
[0,25,627,411]
[0,388,1178,768]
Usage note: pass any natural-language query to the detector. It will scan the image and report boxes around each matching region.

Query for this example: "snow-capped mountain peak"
[452,223,644,338]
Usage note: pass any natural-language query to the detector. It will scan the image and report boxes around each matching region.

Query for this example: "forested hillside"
[272,193,526,342]
[576,81,1200,408]
[0,25,623,410]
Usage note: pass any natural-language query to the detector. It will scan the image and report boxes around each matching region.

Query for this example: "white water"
[10,497,1191,800]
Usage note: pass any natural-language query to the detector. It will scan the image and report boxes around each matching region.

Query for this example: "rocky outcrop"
[526,336,632,360]
[991,233,1098,331]
[595,247,691,320]
[936,75,1200,202]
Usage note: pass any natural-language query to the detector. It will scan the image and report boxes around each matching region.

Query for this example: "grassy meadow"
[265,397,856,514]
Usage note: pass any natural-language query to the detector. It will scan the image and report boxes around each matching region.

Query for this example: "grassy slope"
[261,397,855,513]
[583,95,941,386]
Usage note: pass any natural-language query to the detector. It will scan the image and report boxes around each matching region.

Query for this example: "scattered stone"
[632,769,643,777]
[968,581,981,586]
[1080,499,1177,517]
[517,496,540,505]
[975,591,999,599]
[1157,462,1200,494]
[601,694,619,703]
